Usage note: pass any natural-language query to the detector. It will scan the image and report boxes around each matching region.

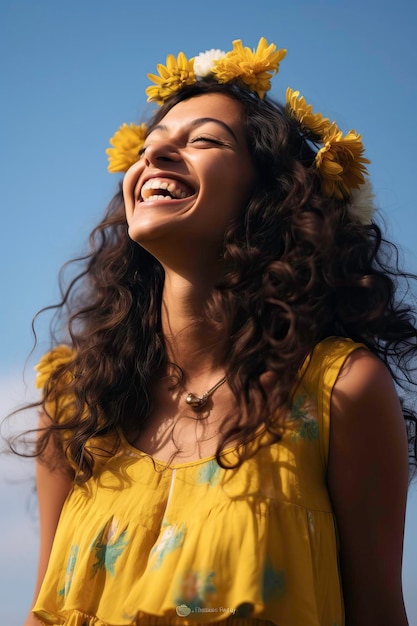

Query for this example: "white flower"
[193,48,226,78]
[348,178,376,225]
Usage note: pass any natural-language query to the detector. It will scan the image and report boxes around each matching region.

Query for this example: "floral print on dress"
[197,459,221,485]
[58,544,78,597]
[150,523,186,570]
[289,393,319,441]
[175,570,216,610]
[91,517,128,576]
[262,561,286,603]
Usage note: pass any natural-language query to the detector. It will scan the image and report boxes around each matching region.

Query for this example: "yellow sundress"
[32,337,364,626]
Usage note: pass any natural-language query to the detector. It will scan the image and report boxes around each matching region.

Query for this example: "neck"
[160,269,225,380]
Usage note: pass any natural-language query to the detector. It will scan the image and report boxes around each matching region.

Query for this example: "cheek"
[207,157,253,198]
[220,163,254,210]
[122,162,143,219]
[203,166,252,234]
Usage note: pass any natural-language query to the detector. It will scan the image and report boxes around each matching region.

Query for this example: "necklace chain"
[185,375,227,411]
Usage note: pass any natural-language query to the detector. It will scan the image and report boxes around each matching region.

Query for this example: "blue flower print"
[289,393,318,441]
[197,459,221,485]
[58,544,78,597]
[295,419,319,441]
[262,562,286,602]
[91,517,129,576]
[150,523,186,570]
[175,570,216,610]
[290,394,307,420]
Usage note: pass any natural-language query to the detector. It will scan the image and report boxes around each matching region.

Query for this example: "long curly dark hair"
[13,80,417,481]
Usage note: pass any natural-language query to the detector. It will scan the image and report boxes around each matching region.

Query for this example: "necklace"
[185,375,227,411]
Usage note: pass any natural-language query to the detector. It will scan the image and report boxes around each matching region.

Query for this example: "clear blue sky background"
[1,0,416,624]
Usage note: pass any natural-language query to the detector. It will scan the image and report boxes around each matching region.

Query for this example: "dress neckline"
[118,428,268,469]
[117,347,317,470]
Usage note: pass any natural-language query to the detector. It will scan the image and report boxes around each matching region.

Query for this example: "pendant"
[185,392,208,410]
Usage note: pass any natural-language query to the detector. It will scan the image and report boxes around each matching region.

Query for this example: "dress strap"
[301,336,367,470]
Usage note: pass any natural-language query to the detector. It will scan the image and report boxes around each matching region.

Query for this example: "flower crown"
[106,37,375,224]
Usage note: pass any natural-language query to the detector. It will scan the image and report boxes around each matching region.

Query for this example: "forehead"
[155,93,245,132]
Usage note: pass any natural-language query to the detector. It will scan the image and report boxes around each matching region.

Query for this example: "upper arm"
[328,350,409,626]
[29,412,74,613]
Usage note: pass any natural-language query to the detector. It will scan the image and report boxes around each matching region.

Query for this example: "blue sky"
[1,0,416,623]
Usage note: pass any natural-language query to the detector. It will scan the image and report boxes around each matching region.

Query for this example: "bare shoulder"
[333,347,398,402]
[331,348,406,436]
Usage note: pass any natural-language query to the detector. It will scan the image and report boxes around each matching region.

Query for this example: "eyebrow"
[151,117,238,142]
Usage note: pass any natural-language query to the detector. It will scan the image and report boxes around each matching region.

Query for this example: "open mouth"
[140,177,194,202]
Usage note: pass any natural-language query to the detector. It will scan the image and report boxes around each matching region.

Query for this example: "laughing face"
[122,93,255,267]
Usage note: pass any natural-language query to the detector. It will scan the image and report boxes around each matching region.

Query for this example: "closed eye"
[189,135,227,147]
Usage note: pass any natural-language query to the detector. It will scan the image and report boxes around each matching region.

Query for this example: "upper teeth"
[140,178,192,202]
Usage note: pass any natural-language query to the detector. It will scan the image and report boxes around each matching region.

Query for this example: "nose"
[143,140,181,167]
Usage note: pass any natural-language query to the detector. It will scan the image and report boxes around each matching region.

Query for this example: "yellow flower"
[316,124,371,199]
[285,88,372,202]
[285,88,332,138]
[146,52,196,105]
[106,123,147,173]
[212,37,287,98]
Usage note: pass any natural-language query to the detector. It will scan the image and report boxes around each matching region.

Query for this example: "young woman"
[20,38,415,626]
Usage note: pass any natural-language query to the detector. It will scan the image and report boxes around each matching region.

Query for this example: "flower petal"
[106,122,147,173]
[146,52,196,104]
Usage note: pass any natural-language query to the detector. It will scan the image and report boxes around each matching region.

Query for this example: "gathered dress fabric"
[32,337,364,626]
